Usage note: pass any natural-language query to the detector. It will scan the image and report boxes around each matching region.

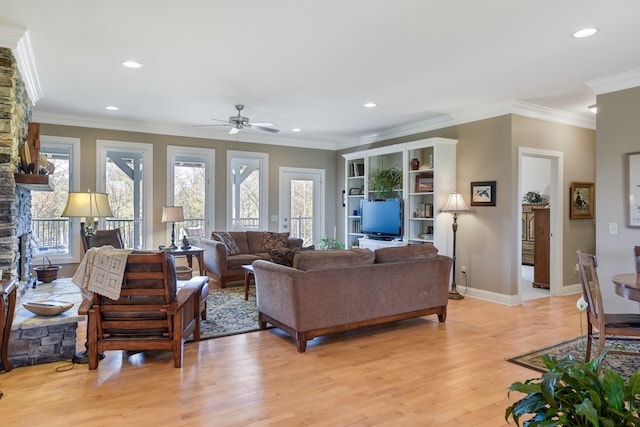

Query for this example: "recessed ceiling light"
[121,60,143,69]
[572,28,598,38]
[588,104,597,114]
[291,128,301,132]
[364,102,377,108]
[105,105,119,111]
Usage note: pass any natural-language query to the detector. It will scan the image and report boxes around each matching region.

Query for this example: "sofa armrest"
[252,260,305,327]
[287,237,304,249]
[201,238,228,276]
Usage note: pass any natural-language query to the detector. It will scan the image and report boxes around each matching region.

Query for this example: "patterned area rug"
[508,337,640,380]
[195,285,269,341]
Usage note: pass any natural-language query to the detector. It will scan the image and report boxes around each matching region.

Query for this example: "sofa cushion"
[293,248,375,271]
[262,231,290,250]
[227,253,270,270]
[375,244,438,264]
[268,245,315,267]
[212,232,241,256]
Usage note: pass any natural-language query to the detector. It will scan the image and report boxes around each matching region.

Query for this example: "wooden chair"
[81,228,125,252]
[79,251,207,369]
[576,250,640,362]
[634,246,640,273]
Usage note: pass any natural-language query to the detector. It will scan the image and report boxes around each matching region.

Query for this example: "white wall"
[522,157,551,202]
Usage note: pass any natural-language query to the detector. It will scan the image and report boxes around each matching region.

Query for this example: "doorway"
[279,168,325,246]
[518,148,564,301]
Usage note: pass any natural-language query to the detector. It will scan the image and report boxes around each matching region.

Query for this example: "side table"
[242,264,255,301]
[171,246,205,275]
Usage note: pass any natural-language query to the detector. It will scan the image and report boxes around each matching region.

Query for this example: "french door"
[279,168,325,246]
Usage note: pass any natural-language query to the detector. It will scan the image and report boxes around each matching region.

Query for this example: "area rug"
[195,285,269,341]
[508,337,640,380]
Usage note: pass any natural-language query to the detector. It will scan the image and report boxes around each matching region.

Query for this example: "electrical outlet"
[461,265,467,274]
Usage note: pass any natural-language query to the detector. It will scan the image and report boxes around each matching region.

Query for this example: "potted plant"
[522,191,544,204]
[370,166,402,198]
[33,256,62,283]
[505,349,640,426]
[317,237,345,251]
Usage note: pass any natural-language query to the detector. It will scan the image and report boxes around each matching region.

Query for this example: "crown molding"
[31,111,339,151]
[587,68,640,95]
[345,100,595,149]
[0,24,42,105]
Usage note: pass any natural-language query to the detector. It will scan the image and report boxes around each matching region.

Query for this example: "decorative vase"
[33,265,61,283]
[411,158,420,170]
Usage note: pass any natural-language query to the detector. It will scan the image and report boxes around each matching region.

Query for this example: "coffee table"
[242,264,255,301]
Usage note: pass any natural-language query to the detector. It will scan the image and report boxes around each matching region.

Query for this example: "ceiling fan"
[198,104,280,134]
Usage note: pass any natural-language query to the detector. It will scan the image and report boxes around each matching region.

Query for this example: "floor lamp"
[61,190,114,364]
[162,206,184,249]
[442,191,470,300]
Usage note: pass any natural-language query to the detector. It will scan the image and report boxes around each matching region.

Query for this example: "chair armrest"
[78,299,93,315]
[171,276,207,312]
[287,237,304,249]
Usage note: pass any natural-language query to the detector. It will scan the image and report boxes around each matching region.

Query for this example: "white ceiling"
[1,0,640,150]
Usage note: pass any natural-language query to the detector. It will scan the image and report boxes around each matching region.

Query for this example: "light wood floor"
[1,294,582,426]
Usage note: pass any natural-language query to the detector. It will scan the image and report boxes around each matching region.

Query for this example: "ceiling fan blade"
[192,123,231,128]
[251,125,280,133]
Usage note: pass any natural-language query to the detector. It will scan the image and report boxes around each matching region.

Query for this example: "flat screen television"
[360,198,402,240]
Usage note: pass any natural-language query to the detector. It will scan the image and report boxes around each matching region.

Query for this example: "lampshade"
[442,191,470,213]
[161,206,184,223]
[61,191,114,218]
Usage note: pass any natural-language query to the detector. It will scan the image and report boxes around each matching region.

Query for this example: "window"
[30,136,80,263]
[227,151,268,230]
[97,140,153,250]
[167,146,215,237]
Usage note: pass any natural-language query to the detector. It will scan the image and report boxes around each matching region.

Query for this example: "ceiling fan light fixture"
[291,128,301,132]
[364,102,377,108]
[229,127,240,135]
[105,105,119,111]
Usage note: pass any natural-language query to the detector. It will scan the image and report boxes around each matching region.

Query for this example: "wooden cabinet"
[533,207,550,289]
[521,204,536,265]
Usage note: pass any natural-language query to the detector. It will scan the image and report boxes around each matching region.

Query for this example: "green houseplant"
[506,349,640,426]
[369,166,402,198]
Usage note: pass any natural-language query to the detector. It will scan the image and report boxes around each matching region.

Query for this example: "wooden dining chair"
[576,250,640,362]
[634,246,640,273]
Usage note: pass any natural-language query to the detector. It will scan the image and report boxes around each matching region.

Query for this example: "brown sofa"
[252,244,452,352]
[201,231,303,287]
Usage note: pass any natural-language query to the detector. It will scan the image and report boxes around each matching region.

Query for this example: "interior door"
[279,168,324,246]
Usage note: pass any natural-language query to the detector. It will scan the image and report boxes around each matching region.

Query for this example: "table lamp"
[442,191,470,300]
[61,190,114,250]
[162,206,184,249]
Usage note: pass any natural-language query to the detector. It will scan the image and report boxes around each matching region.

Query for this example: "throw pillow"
[212,232,241,256]
[261,231,289,250]
[268,245,315,267]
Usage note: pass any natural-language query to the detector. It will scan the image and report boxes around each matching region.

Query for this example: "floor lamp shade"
[61,191,114,219]
[441,191,469,300]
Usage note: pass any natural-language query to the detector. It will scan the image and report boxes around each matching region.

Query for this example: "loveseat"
[201,231,303,287]
[252,244,452,352]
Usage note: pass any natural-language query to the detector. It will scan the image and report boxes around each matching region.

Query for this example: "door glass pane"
[31,146,70,256]
[290,179,313,246]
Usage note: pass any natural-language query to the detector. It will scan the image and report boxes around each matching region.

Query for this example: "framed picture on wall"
[627,152,640,227]
[569,181,594,219]
[470,181,496,206]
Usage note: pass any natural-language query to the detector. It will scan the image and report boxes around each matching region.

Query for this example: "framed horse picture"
[570,181,594,219]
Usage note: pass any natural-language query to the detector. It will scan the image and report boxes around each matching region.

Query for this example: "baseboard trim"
[459,283,582,306]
